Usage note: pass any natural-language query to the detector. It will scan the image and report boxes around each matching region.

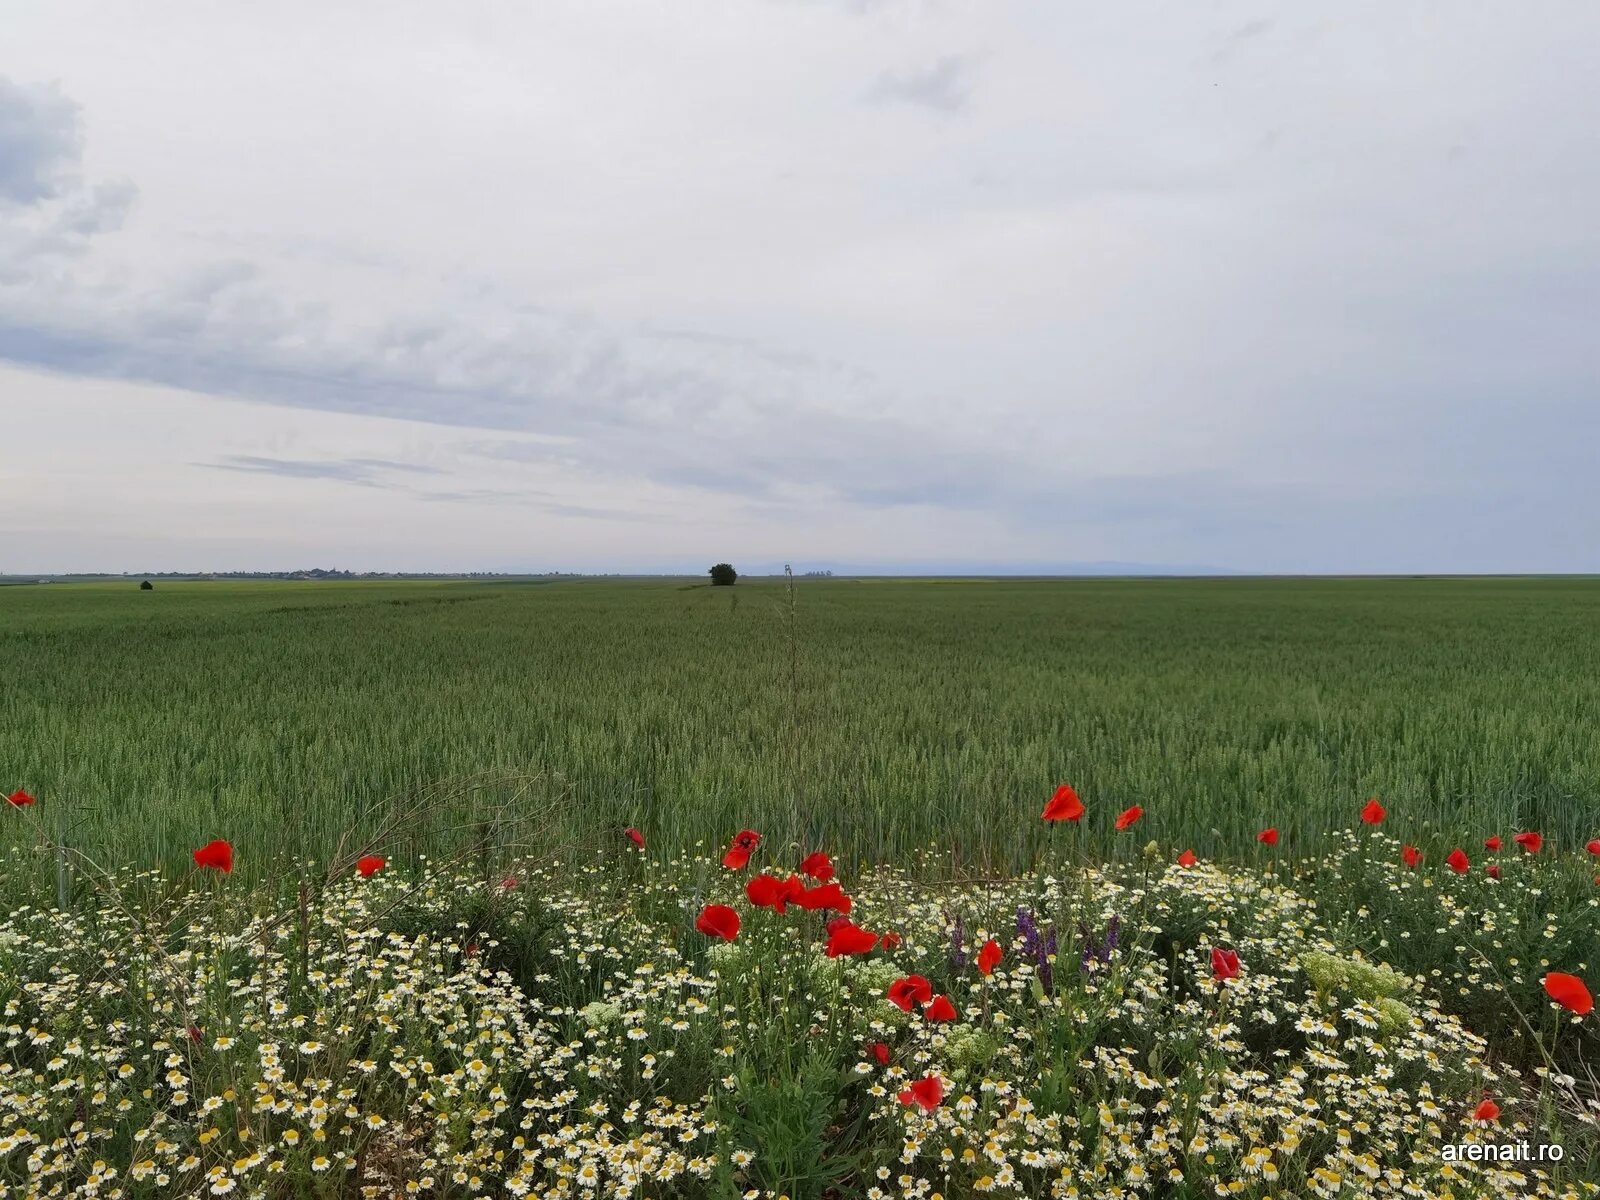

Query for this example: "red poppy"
[1114,805,1144,831]
[742,872,791,909]
[870,1040,890,1065]
[6,789,36,807]
[923,994,958,1021]
[1513,831,1543,853]
[695,904,740,941]
[356,855,386,877]
[1257,828,1279,847]
[1446,848,1469,873]
[826,915,852,935]
[624,827,645,850]
[1177,848,1198,867]
[1543,972,1593,1015]
[898,1074,944,1112]
[499,876,519,890]
[1587,839,1600,856]
[722,830,761,869]
[881,931,902,950]
[1487,864,1502,880]
[977,939,1002,976]
[1473,1098,1500,1122]
[887,975,934,1012]
[1041,783,1085,822]
[186,1024,203,1043]
[825,920,879,958]
[1210,947,1241,981]
[192,840,234,873]
[465,941,478,957]
[746,873,783,910]
[1360,798,1386,825]
[1402,844,1423,868]
[1484,835,1502,851]
[799,851,834,882]
[795,882,851,913]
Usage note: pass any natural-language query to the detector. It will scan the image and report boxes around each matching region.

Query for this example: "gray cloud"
[202,455,443,487]
[865,55,973,114]
[0,74,136,282]
[197,456,662,523]
[2,238,998,518]
[0,78,80,204]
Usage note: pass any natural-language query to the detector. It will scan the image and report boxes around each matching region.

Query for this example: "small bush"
[709,563,737,586]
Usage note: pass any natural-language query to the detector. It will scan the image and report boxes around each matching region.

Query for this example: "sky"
[2,1,1598,575]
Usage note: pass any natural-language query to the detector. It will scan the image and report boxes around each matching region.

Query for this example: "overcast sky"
[2,2,1597,574]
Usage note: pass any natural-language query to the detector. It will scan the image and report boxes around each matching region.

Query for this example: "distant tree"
[139,580,154,591]
[709,563,738,587]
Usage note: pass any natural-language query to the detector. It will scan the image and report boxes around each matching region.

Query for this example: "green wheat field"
[5,574,1600,882]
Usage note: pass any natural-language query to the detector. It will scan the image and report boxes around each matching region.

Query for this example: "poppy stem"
[1547,1017,1561,1094]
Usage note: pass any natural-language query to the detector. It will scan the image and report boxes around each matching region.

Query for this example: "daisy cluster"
[1,831,1596,1199]
[1291,828,1600,1067]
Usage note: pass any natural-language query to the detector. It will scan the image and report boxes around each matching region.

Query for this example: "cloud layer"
[2,2,1598,572]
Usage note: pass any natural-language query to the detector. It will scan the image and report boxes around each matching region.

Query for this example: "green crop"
[4,575,1600,898]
